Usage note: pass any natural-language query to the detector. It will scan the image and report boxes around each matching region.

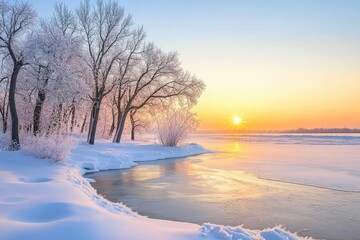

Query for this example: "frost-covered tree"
[23,27,84,135]
[51,2,77,37]
[0,0,204,148]
[110,27,146,141]
[76,0,132,144]
[112,42,205,143]
[20,2,86,136]
[0,0,36,149]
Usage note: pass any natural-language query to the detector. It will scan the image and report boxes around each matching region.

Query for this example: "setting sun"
[233,116,241,125]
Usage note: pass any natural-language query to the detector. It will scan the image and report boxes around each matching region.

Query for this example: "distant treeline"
[199,128,360,134]
[270,128,360,134]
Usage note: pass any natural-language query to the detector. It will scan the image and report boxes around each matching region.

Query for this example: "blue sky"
[30,0,360,50]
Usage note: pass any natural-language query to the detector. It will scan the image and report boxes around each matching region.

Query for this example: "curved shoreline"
[0,140,307,240]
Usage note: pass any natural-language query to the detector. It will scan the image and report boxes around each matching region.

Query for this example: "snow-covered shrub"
[0,132,12,150]
[22,134,78,162]
[157,108,198,147]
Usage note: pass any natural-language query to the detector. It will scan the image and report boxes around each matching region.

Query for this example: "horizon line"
[197,127,360,134]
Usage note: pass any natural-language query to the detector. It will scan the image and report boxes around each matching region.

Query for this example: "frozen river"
[87,134,360,240]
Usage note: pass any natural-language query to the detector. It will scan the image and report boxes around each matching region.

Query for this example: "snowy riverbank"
[68,141,211,175]
[0,140,307,240]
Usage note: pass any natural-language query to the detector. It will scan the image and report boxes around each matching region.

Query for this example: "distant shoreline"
[197,128,360,134]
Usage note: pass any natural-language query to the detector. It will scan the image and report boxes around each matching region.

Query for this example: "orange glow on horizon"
[173,2,360,132]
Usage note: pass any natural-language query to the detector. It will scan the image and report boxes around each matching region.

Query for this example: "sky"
[30,0,360,131]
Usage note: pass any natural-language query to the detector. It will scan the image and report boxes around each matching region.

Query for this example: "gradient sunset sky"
[31,0,360,131]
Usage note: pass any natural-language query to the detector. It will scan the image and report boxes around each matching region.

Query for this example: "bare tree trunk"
[63,109,69,135]
[131,127,135,140]
[2,118,7,133]
[56,103,63,134]
[0,80,9,133]
[70,104,75,132]
[1,103,8,133]
[33,89,46,136]
[109,120,116,137]
[80,113,87,133]
[63,106,74,135]
[130,110,136,141]
[9,64,21,150]
[113,109,128,143]
[87,99,101,145]
[108,106,117,137]
[46,107,56,136]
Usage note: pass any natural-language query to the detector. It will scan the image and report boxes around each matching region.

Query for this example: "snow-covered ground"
[0,139,305,240]
[68,141,211,175]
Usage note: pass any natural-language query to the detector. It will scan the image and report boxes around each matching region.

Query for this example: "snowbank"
[201,224,299,240]
[69,140,210,174]
[0,140,308,240]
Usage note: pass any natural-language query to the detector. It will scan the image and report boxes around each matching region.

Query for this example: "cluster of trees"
[0,0,205,150]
